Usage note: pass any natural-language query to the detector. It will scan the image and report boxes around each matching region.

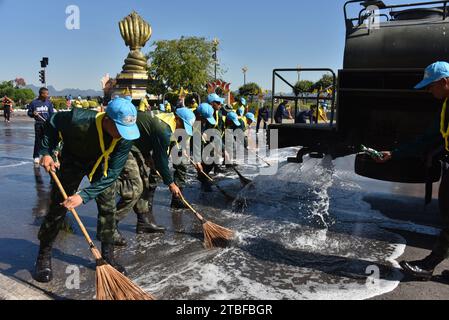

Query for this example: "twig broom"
[49,171,155,300]
[179,194,234,249]
[154,170,234,249]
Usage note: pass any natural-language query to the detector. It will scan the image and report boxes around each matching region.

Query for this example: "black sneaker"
[401,253,445,281]
[400,260,434,281]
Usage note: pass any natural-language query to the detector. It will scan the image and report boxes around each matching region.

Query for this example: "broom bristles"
[95,264,156,300]
[203,221,234,249]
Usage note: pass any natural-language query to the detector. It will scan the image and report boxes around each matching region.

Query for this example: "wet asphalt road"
[0,117,448,300]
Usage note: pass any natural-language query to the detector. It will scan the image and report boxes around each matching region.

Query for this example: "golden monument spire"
[114,12,152,100]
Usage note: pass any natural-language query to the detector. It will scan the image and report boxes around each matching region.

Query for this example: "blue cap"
[175,107,196,136]
[106,97,140,141]
[415,61,449,89]
[207,93,225,105]
[240,97,247,106]
[159,104,165,112]
[227,112,241,127]
[237,106,245,117]
[197,103,216,126]
[246,112,256,123]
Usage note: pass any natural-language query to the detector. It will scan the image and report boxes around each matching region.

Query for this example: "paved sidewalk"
[0,273,52,300]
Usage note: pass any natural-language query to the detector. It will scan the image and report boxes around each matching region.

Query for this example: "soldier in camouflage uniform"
[34,97,140,283]
[96,108,195,246]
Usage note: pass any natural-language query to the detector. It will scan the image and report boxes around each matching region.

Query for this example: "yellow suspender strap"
[214,111,220,129]
[441,99,449,152]
[88,113,121,182]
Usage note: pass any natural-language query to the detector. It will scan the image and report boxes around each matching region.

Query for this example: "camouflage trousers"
[38,157,115,246]
[96,150,186,241]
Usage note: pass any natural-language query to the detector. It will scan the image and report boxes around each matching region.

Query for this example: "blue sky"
[0,0,416,92]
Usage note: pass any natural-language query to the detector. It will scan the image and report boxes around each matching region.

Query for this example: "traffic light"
[39,70,46,84]
[41,57,49,68]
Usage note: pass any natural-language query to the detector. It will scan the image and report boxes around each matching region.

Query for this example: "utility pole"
[213,38,220,81]
[242,66,248,86]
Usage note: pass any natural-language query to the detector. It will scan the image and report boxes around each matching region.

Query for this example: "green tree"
[313,74,335,90]
[238,83,262,101]
[0,81,15,98]
[0,81,35,106]
[13,89,35,105]
[293,80,314,95]
[147,37,221,96]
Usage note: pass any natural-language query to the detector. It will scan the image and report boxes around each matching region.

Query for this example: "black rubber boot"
[198,173,213,193]
[113,226,127,247]
[33,243,53,283]
[400,253,445,281]
[136,213,166,234]
[101,243,126,275]
[171,195,188,209]
[201,181,213,193]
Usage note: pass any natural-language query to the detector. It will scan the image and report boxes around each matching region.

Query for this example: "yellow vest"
[139,98,149,112]
[441,99,449,152]
[156,112,180,149]
[156,113,177,133]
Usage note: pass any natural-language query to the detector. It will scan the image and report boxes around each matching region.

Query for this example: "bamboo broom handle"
[255,153,272,167]
[188,159,235,201]
[188,158,214,183]
[243,142,270,167]
[179,194,206,223]
[49,171,102,260]
[154,170,206,223]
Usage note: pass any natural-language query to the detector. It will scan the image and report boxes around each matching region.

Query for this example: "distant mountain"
[26,84,102,98]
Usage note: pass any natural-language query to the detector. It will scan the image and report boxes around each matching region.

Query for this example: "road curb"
[0,273,52,300]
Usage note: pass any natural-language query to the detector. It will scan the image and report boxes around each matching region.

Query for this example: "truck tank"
[268,1,449,198]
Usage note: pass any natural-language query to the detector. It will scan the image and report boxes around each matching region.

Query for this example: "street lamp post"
[213,38,220,81]
[242,66,248,85]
